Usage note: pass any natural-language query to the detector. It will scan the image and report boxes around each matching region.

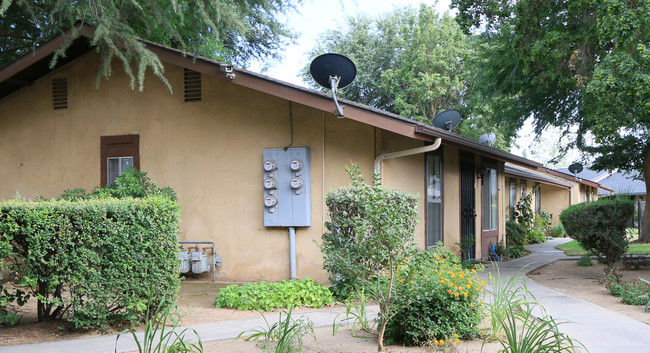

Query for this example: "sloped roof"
[0,23,543,169]
[557,168,646,196]
[505,164,572,189]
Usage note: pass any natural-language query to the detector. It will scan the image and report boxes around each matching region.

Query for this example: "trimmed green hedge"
[0,196,181,330]
[560,199,634,274]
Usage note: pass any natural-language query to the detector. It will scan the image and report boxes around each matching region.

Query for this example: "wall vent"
[184,69,202,102]
[52,78,68,110]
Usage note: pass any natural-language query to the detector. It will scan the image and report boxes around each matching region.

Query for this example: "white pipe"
[374,137,442,174]
[289,227,297,279]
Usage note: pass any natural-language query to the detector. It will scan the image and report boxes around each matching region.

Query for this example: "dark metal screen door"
[460,158,476,261]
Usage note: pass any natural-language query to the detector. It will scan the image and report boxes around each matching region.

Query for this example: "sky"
[249,0,453,87]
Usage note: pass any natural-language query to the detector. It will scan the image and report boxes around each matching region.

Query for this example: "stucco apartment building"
[2,24,574,283]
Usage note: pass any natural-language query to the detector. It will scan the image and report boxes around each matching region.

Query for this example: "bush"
[384,246,485,346]
[577,255,593,267]
[319,163,419,351]
[560,199,634,275]
[0,196,181,330]
[528,230,546,244]
[214,278,334,311]
[505,221,527,248]
[549,224,567,238]
[606,275,650,306]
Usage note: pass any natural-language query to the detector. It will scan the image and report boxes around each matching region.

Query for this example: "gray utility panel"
[263,147,311,227]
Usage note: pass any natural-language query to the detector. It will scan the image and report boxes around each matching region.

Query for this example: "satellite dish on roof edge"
[568,163,584,182]
[309,53,357,118]
[432,110,462,132]
[479,132,497,146]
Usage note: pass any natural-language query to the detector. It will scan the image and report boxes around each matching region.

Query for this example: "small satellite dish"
[479,132,497,146]
[432,110,462,132]
[568,163,583,175]
[310,53,357,118]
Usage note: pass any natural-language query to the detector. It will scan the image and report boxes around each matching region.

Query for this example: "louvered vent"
[184,69,202,102]
[52,78,68,110]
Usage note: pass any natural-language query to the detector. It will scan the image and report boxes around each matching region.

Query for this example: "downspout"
[289,227,297,279]
[374,138,443,174]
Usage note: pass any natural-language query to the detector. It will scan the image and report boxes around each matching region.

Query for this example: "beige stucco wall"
[0,52,433,283]
[540,184,570,226]
[442,146,461,253]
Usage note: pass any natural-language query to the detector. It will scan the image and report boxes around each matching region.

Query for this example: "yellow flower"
[471,269,477,274]
[410,280,414,284]
[397,265,402,270]
[440,279,446,284]
[435,261,439,265]
[439,339,445,345]
[466,284,471,289]
[481,280,486,286]
[470,303,474,307]
[463,292,468,297]
[433,340,439,346]
[489,275,493,280]
[459,272,464,278]
[455,291,460,297]
[447,289,453,295]
[455,338,460,344]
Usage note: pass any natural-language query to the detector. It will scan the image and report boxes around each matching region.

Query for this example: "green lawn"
[557,240,650,256]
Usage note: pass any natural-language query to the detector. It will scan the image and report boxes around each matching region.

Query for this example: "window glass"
[107,156,134,185]
[427,154,442,247]
[535,183,541,213]
[483,168,498,231]
[509,179,517,220]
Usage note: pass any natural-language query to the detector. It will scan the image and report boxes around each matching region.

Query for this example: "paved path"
[478,238,650,353]
[3,238,649,352]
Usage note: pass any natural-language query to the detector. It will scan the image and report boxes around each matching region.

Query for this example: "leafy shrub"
[505,245,526,259]
[505,221,527,248]
[60,167,177,201]
[529,213,550,243]
[606,275,650,306]
[384,245,485,346]
[577,255,593,266]
[0,196,181,330]
[214,278,334,311]
[560,199,634,275]
[319,163,418,351]
[515,191,535,233]
[527,230,547,244]
[549,224,567,238]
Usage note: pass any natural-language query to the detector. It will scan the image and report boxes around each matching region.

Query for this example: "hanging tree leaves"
[0,0,299,90]
[452,0,650,241]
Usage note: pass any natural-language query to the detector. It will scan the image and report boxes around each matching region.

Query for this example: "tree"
[0,0,298,90]
[453,0,650,241]
[303,5,516,149]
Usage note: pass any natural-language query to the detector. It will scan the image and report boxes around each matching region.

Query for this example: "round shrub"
[549,224,566,238]
[384,246,485,346]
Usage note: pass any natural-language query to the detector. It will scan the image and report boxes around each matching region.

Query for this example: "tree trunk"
[377,321,386,352]
[640,146,650,243]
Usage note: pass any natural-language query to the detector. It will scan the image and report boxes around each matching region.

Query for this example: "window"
[509,178,517,221]
[482,168,498,231]
[426,153,443,247]
[100,135,140,186]
[520,179,527,197]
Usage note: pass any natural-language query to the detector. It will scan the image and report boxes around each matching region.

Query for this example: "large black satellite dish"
[568,163,583,175]
[310,53,357,118]
[432,110,462,132]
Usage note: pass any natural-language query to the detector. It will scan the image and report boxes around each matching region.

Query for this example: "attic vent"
[52,78,68,110]
[184,69,202,102]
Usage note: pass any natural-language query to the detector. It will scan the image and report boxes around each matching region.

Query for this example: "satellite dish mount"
[310,53,357,118]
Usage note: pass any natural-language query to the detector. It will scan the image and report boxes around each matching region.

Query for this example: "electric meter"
[290,159,303,171]
[264,195,278,207]
[263,160,277,172]
[290,177,304,189]
[263,177,277,189]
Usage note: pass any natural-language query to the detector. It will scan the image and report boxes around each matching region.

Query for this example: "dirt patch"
[527,259,650,326]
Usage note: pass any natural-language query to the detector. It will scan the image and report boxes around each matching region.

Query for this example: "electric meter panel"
[263,147,311,227]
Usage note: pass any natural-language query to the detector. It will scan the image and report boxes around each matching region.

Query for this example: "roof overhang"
[505,164,572,189]
[541,168,613,192]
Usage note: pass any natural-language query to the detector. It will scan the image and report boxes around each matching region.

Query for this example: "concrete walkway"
[478,238,650,353]
[3,238,649,352]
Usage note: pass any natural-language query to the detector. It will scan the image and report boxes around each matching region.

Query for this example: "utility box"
[263,147,311,227]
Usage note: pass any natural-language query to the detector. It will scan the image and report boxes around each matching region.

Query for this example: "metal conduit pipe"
[374,137,443,174]
[289,227,297,279]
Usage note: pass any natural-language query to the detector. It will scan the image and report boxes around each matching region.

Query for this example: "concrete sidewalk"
[3,238,649,352]
[478,238,650,353]
[0,306,380,353]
